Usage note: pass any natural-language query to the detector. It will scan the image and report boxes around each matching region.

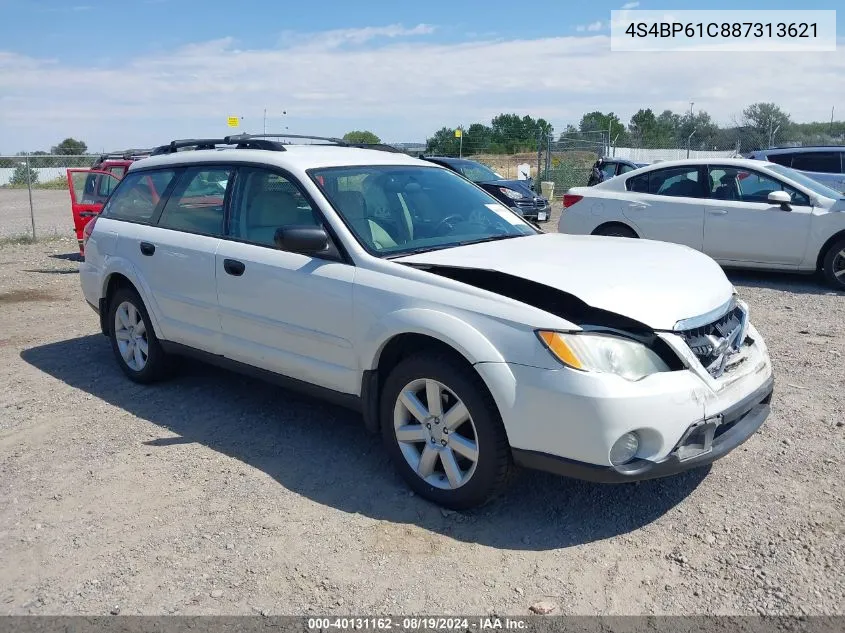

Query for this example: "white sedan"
[558,158,845,289]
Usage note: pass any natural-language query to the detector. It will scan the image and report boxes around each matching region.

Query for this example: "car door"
[66,168,121,252]
[621,165,706,250]
[702,166,813,267]
[106,166,228,352]
[215,166,357,395]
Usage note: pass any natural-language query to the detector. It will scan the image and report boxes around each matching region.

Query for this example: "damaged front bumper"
[474,321,774,484]
[511,374,773,483]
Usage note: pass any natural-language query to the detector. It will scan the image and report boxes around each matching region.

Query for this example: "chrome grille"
[677,304,748,378]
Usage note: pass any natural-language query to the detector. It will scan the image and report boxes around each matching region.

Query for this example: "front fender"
[100,256,166,340]
[361,308,506,371]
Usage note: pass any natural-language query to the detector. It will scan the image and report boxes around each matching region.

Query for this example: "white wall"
[0,167,67,187]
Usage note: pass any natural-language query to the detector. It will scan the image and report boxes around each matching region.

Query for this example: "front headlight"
[498,187,524,200]
[537,330,670,381]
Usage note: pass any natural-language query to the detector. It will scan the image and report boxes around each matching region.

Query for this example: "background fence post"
[25,153,36,241]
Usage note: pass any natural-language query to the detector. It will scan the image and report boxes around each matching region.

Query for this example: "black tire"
[380,353,512,509]
[593,223,637,238]
[107,286,173,383]
[821,238,845,290]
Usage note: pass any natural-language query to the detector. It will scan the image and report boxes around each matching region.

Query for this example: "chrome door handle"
[708,209,728,215]
[628,202,648,209]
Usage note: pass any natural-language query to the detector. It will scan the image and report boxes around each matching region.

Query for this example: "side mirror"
[274,226,329,255]
[768,190,792,211]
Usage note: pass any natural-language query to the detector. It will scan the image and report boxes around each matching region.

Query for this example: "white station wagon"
[80,135,774,508]
[559,157,845,290]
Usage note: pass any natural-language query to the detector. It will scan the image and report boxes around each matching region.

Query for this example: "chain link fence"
[0,154,98,240]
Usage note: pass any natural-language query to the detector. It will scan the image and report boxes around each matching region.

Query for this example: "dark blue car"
[420,156,551,222]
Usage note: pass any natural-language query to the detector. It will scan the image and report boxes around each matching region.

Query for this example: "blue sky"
[0,0,842,152]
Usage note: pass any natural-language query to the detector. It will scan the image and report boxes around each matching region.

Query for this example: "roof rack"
[149,134,411,156]
[95,148,154,162]
[150,137,288,155]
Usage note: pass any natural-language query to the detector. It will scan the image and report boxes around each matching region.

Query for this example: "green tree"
[463,123,493,155]
[425,127,461,155]
[10,162,38,186]
[578,111,627,147]
[741,102,791,147]
[342,130,381,144]
[679,111,719,149]
[51,138,88,155]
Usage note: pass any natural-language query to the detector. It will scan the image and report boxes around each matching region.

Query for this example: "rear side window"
[618,163,636,175]
[790,152,842,174]
[765,152,794,167]
[626,173,649,192]
[102,169,177,223]
[157,166,231,236]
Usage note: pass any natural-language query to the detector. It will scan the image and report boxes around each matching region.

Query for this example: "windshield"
[765,164,845,200]
[455,162,502,183]
[310,165,537,257]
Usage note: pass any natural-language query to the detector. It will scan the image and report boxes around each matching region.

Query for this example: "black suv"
[420,156,551,222]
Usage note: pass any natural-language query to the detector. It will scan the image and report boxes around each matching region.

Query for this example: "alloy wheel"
[114,300,149,371]
[393,378,479,490]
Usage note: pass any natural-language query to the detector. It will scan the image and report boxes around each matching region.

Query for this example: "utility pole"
[263,108,267,135]
[831,106,835,134]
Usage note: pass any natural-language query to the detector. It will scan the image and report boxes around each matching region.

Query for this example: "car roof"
[129,145,430,173]
[624,157,777,170]
[751,146,845,155]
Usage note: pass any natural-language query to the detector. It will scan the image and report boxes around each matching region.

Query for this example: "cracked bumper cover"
[512,374,774,483]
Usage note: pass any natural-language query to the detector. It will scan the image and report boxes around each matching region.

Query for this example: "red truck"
[66,150,151,255]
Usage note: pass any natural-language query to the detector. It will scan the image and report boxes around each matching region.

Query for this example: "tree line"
[425,103,845,155]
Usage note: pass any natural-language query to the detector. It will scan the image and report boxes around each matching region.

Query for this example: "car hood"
[394,233,734,330]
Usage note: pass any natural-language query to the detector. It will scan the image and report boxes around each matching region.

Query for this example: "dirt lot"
[0,189,72,240]
[0,234,843,617]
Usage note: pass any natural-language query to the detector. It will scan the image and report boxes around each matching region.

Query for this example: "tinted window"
[708,167,810,206]
[790,152,842,174]
[627,173,649,193]
[649,167,703,197]
[311,165,536,256]
[618,163,636,174]
[229,168,320,247]
[765,152,794,167]
[103,169,177,223]
[600,163,617,179]
[157,167,231,236]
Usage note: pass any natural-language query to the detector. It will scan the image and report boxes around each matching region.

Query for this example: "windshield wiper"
[455,234,522,247]
[385,234,523,259]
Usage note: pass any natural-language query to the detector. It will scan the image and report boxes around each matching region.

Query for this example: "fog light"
[610,432,640,466]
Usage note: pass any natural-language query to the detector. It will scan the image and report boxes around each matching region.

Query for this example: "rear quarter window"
[102,169,177,223]
[626,173,649,192]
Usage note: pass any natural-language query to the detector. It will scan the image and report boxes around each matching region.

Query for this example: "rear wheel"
[108,287,172,383]
[593,223,637,238]
[821,238,845,290]
[380,353,512,509]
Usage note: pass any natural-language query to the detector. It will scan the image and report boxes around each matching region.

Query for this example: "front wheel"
[380,353,512,509]
[821,238,845,290]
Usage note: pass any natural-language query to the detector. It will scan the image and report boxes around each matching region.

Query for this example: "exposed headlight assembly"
[537,330,671,381]
[498,187,524,200]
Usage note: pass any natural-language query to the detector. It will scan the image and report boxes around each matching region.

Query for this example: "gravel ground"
[0,189,71,240]
[0,232,843,617]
